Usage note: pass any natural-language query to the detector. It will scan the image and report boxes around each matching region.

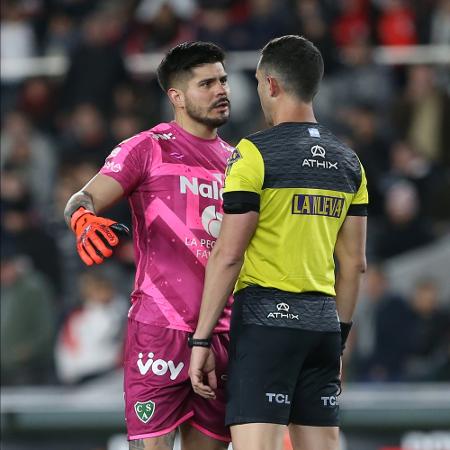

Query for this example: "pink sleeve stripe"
[111,132,150,165]
[145,198,207,267]
[141,273,191,328]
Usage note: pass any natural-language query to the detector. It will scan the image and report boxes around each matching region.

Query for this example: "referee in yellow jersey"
[190,35,368,450]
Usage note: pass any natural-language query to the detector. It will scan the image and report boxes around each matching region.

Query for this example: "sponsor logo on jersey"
[311,144,326,157]
[201,205,223,238]
[137,352,184,380]
[150,132,176,140]
[302,145,338,170]
[266,393,291,405]
[267,302,299,320]
[103,160,122,173]
[134,400,156,423]
[292,194,344,218]
[179,175,224,200]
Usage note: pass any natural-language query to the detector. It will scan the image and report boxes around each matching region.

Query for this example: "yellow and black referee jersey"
[223,122,368,297]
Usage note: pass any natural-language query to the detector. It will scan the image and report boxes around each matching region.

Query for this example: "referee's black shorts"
[225,287,341,427]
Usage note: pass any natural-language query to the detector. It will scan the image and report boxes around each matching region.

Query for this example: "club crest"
[134,400,156,423]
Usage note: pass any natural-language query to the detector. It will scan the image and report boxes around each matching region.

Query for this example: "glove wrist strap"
[70,207,95,232]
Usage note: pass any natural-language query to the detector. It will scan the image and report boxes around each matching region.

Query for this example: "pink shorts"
[124,318,230,442]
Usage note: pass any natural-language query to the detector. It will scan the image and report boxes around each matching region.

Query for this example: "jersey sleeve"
[222,138,265,213]
[348,160,369,216]
[99,135,152,196]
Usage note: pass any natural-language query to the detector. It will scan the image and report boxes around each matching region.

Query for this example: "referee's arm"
[334,215,367,323]
[193,211,259,340]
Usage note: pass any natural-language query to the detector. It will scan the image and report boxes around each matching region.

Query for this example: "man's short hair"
[157,41,226,91]
[259,35,324,102]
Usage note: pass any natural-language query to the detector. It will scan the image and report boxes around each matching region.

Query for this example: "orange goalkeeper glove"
[71,207,130,266]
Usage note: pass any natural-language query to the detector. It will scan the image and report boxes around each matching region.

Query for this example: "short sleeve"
[99,135,152,196]
[348,160,369,216]
[224,138,264,195]
[222,139,265,213]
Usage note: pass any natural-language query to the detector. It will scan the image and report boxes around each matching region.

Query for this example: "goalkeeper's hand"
[71,207,130,266]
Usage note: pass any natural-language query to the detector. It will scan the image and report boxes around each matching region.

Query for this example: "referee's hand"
[189,346,217,399]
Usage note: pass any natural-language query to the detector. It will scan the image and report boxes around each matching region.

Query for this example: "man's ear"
[267,76,280,98]
[167,88,184,108]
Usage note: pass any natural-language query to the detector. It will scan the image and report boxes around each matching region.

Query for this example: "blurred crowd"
[1,0,450,387]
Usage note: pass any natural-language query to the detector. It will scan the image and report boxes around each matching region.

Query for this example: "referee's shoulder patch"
[226,148,242,175]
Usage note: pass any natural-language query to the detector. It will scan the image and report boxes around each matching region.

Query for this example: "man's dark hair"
[157,41,225,91]
[259,35,324,102]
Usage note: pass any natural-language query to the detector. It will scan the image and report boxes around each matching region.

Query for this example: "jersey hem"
[128,315,230,334]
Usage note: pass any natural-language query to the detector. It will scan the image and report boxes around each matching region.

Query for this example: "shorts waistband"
[233,286,339,332]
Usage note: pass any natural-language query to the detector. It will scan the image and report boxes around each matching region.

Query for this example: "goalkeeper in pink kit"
[64,42,233,450]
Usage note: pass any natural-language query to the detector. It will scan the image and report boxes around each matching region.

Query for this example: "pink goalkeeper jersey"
[100,122,234,333]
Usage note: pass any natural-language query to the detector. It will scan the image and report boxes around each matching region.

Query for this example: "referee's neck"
[272,100,316,126]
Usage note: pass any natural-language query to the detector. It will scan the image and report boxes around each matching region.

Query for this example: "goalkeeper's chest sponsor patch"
[292,194,344,218]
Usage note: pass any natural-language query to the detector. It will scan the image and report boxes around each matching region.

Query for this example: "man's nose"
[215,82,228,96]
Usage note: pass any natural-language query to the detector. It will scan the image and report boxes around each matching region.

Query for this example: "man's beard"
[185,98,230,128]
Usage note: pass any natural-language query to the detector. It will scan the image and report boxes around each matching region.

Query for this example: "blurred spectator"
[136,0,197,22]
[1,111,57,212]
[111,113,144,144]
[289,0,341,75]
[1,241,56,385]
[430,0,450,45]
[60,10,129,115]
[388,140,449,221]
[195,4,240,50]
[330,37,394,120]
[346,103,392,216]
[43,12,79,57]
[350,264,413,381]
[376,0,418,46]
[54,268,127,384]
[232,0,291,50]
[332,0,371,48]
[59,103,114,165]
[374,180,435,259]
[112,84,142,116]
[391,65,450,167]
[412,0,436,44]
[0,0,37,84]
[404,279,450,381]
[1,170,63,294]
[429,0,450,88]
[17,77,57,132]
[128,0,195,53]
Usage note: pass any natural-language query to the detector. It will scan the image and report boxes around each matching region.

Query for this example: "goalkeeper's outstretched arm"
[64,174,129,266]
[64,173,124,226]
